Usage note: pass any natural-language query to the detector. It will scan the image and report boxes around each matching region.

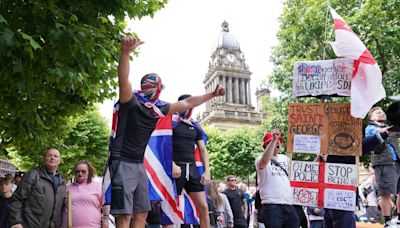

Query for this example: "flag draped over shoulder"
[164,114,208,225]
[329,8,386,118]
[102,91,170,206]
[102,94,207,225]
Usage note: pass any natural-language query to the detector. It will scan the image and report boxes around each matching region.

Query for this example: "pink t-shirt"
[62,181,102,228]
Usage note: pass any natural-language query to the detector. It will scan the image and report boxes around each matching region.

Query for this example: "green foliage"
[8,108,109,178]
[264,0,400,164]
[205,126,262,180]
[270,0,400,99]
[0,0,167,164]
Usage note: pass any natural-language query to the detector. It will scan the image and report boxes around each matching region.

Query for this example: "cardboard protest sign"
[288,103,362,156]
[325,163,357,186]
[290,161,357,210]
[325,103,362,156]
[292,58,353,97]
[293,187,318,206]
[324,189,356,211]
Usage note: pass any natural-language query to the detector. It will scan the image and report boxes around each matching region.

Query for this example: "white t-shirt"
[255,154,292,205]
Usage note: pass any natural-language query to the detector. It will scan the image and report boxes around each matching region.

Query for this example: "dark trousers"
[323,209,355,228]
[261,204,299,228]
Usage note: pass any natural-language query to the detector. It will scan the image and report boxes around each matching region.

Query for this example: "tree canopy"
[205,127,262,180]
[263,0,400,164]
[0,0,167,162]
[270,0,400,98]
[8,108,110,177]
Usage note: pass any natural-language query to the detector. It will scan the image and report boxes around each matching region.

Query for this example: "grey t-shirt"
[110,97,170,162]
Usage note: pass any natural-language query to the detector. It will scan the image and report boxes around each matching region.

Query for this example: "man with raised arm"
[255,128,299,228]
[109,36,225,228]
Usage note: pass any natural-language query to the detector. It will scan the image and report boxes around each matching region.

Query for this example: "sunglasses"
[75,170,88,174]
[228,179,237,182]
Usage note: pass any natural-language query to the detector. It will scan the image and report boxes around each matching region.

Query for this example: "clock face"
[227,53,236,63]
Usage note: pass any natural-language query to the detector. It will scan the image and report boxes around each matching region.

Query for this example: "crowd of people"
[0,35,399,228]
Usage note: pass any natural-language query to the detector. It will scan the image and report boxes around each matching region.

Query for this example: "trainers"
[384,220,394,227]
[393,218,400,227]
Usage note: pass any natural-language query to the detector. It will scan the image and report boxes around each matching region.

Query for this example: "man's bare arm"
[168,85,225,114]
[118,36,144,103]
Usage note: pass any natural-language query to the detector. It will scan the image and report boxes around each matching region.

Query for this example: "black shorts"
[175,162,204,194]
[374,162,400,196]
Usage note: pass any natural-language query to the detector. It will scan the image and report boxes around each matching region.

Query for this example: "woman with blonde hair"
[62,160,110,228]
[207,180,233,228]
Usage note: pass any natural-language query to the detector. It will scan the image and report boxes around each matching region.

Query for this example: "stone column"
[240,78,246,104]
[234,77,239,104]
[246,79,251,105]
[222,75,226,102]
[228,77,233,103]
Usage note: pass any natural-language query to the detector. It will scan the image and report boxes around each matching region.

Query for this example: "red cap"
[262,132,284,149]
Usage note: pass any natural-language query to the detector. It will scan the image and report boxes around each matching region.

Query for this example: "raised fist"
[121,36,144,54]
[213,84,225,97]
[272,127,282,139]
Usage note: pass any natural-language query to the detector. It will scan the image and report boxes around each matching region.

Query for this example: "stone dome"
[213,21,240,51]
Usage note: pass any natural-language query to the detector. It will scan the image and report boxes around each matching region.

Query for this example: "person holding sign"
[365,107,400,227]
[255,128,299,228]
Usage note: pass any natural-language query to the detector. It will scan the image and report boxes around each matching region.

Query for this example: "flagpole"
[322,0,331,60]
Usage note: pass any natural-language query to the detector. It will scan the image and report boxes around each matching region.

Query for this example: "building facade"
[198,21,267,130]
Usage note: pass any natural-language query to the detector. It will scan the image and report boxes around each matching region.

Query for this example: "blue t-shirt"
[365,124,398,161]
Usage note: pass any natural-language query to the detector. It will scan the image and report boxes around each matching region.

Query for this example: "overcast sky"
[100,0,284,122]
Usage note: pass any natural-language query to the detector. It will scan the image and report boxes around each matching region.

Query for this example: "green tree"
[270,0,400,98]
[206,127,262,180]
[8,108,110,177]
[0,0,167,156]
[263,0,400,163]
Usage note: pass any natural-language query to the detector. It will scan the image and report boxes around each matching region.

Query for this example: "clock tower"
[198,21,265,130]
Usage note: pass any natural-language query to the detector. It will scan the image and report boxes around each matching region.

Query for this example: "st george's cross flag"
[330,8,386,118]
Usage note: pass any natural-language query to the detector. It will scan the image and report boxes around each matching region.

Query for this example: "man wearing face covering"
[171,94,211,228]
[109,36,225,228]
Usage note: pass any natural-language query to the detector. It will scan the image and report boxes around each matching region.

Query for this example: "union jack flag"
[102,93,207,225]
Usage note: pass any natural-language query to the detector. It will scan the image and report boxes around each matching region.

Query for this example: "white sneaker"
[384,220,394,228]
[393,218,400,227]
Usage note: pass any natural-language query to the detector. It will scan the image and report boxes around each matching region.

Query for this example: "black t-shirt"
[173,122,203,162]
[110,97,170,162]
[0,196,11,228]
[223,188,245,219]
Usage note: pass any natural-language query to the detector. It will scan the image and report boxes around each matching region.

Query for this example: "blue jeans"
[323,209,355,228]
[261,204,299,228]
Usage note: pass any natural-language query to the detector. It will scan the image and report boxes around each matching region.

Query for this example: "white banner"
[292,58,353,97]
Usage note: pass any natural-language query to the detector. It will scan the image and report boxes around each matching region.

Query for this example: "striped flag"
[102,95,207,225]
[330,8,386,118]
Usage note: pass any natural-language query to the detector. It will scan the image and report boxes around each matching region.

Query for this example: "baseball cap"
[262,132,284,148]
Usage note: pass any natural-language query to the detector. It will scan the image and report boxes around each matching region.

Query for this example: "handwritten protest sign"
[290,161,357,210]
[293,187,318,206]
[288,103,362,156]
[292,58,353,97]
[324,103,362,156]
[324,189,356,211]
[293,134,321,154]
[291,161,320,182]
[325,163,357,186]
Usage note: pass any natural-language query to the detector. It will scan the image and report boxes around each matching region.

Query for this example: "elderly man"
[8,148,66,228]
[255,128,299,228]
